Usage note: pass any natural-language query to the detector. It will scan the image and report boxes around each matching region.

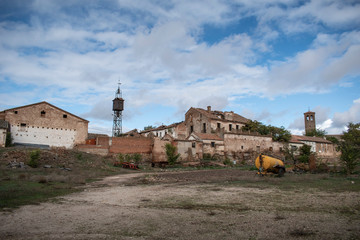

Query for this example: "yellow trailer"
[255,153,285,177]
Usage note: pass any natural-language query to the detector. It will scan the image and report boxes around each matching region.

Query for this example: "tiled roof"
[192,133,223,141]
[2,101,89,122]
[140,121,183,133]
[291,135,332,144]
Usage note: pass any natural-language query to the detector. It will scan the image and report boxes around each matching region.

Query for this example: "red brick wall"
[109,137,153,154]
[97,137,109,147]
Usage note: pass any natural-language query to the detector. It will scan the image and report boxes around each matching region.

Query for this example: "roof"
[291,135,332,144]
[191,132,223,141]
[140,121,183,133]
[1,101,89,123]
[190,107,249,124]
[0,120,9,129]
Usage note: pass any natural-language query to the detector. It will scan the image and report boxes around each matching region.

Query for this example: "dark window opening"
[241,146,244,150]
[190,125,194,133]
[203,123,206,133]
[236,125,239,130]
[211,142,215,148]
[14,111,18,114]
[41,110,46,117]
[63,114,67,118]
[217,123,221,128]
[229,124,232,131]
[20,123,26,127]
[192,142,196,148]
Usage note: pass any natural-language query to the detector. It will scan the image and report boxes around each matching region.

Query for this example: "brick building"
[0,101,88,148]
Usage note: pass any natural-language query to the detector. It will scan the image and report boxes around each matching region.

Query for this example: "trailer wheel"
[278,168,285,177]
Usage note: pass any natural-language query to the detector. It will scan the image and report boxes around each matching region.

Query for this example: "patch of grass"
[0,179,77,209]
[144,197,250,212]
[289,228,315,237]
[225,174,360,193]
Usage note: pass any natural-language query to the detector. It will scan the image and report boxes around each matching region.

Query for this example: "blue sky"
[0,0,359,135]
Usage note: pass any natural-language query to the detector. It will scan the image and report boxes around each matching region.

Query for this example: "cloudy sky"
[0,0,359,135]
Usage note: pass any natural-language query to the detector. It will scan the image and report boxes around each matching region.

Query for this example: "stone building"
[0,101,88,148]
[185,106,249,137]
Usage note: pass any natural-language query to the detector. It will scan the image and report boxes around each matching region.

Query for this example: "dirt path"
[1,170,359,240]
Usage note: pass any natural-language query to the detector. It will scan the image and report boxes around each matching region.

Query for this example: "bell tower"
[304,111,315,135]
[112,82,124,137]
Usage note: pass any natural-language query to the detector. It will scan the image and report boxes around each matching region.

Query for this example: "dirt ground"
[1,169,359,240]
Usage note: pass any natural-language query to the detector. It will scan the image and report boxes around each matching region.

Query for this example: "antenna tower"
[112,81,124,137]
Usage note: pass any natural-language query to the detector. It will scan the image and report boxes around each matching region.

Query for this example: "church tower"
[304,111,316,135]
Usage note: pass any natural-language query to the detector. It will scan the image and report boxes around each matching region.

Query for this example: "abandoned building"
[0,101,89,148]
[80,106,338,164]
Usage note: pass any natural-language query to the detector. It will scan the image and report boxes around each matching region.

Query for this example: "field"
[1,148,360,239]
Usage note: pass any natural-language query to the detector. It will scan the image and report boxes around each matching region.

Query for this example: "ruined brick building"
[0,102,88,148]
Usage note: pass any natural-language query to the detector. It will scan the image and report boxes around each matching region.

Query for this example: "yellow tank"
[255,154,285,176]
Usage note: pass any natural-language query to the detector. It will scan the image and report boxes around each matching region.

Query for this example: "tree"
[305,128,327,137]
[165,143,180,165]
[242,121,291,142]
[144,125,156,131]
[298,144,312,163]
[337,123,360,175]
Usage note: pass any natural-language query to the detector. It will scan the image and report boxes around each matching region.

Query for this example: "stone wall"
[0,129,6,147]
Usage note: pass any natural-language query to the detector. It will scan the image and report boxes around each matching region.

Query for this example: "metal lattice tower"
[112,82,124,137]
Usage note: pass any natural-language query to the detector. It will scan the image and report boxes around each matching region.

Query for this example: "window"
[211,142,215,148]
[203,123,206,133]
[217,123,221,129]
[241,146,244,150]
[190,125,194,133]
[41,110,46,117]
[229,124,232,131]
[63,114,67,118]
[14,111,18,114]
[192,142,196,148]
[236,125,239,130]
[20,123,26,131]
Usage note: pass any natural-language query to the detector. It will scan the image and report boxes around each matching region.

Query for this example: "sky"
[0,0,359,136]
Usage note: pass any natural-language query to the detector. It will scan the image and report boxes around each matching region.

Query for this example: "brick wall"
[109,137,153,154]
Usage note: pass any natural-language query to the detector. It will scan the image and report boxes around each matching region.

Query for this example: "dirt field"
[1,169,359,240]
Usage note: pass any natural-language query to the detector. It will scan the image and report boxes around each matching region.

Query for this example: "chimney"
[207,106,211,112]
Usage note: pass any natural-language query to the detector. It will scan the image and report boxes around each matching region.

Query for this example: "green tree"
[337,123,360,175]
[242,121,291,142]
[165,143,180,165]
[298,144,312,163]
[305,128,327,137]
[144,125,156,131]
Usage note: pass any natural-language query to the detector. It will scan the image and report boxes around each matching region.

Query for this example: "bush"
[133,153,142,163]
[28,150,40,168]
[5,132,13,147]
[223,158,233,166]
[165,143,180,165]
[118,153,125,163]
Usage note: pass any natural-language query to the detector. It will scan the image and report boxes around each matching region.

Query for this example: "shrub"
[118,153,125,163]
[5,132,13,147]
[223,158,233,166]
[165,143,180,165]
[133,153,142,163]
[28,150,40,168]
